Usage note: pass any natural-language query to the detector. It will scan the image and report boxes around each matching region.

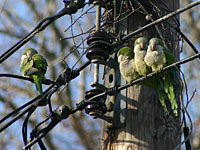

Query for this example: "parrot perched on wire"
[20,48,48,95]
[117,41,173,116]
[133,37,171,115]
[133,37,158,89]
[117,46,139,83]
[144,38,178,116]
[134,37,151,76]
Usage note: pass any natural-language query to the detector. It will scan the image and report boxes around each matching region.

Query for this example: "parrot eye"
[21,55,27,65]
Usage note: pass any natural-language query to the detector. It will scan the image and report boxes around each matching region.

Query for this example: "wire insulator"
[86,30,113,60]
[55,105,72,120]
[84,89,107,115]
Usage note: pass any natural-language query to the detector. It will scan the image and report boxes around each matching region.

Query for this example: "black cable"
[0,74,55,85]
[24,96,110,149]
[76,60,91,72]
[22,106,37,150]
[183,126,192,150]
[37,139,47,150]
[24,105,72,149]
[175,28,200,59]
[0,84,54,125]
[47,86,59,114]
[0,105,32,133]
[27,116,51,150]
[0,74,33,82]
[55,60,91,86]
[24,119,58,149]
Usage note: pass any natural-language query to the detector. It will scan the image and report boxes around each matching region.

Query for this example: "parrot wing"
[32,54,48,75]
[31,54,48,94]
[163,48,176,65]
[24,67,39,76]
[21,57,34,77]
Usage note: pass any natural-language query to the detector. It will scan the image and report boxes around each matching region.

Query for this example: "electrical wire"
[112,0,200,46]
[22,106,37,148]
[0,84,55,128]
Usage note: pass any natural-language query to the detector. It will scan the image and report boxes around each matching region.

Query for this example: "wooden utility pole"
[103,0,181,150]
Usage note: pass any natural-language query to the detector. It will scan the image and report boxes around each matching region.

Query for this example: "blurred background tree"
[0,0,200,150]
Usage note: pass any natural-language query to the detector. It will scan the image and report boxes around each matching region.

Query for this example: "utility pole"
[103,0,181,150]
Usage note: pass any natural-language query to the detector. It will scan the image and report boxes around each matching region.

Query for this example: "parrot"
[134,37,151,76]
[117,46,139,83]
[144,38,178,116]
[144,38,167,72]
[20,48,48,95]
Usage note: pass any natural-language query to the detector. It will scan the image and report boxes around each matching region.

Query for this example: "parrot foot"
[159,66,164,72]
[144,74,148,79]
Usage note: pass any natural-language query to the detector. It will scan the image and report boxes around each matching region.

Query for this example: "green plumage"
[117,46,139,82]
[163,47,178,116]
[144,38,178,116]
[117,47,134,59]
[21,48,48,95]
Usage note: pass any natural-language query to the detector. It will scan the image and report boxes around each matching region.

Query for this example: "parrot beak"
[140,43,144,50]
[151,44,155,51]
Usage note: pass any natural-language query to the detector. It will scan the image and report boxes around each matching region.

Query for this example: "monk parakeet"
[20,48,48,95]
[144,38,167,72]
[117,46,139,83]
[144,38,178,116]
[134,37,151,76]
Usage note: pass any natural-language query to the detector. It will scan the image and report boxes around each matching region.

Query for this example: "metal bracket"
[103,52,127,128]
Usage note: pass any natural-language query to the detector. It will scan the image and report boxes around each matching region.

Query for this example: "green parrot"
[144,38,178,116]
[133,37,170,115]
[20,48,48,95]
[117,46,140,83]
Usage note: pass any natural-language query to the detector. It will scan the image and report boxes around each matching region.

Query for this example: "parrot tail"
[32,75,43,95]
[156,78,172,116]
[163,75,178,116]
